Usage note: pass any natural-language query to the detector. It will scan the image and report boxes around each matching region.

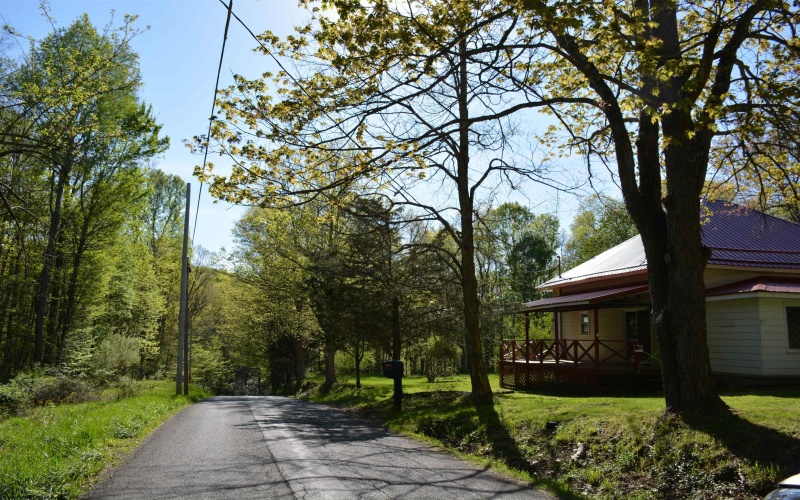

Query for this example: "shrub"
[0,373,94,417]
[91,334,141,382]
[422,337,461,382]
[30,376,92,405]
[0,383,30,417]
[114,376,138,401]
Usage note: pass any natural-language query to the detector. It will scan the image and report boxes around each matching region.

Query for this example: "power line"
[216,0,360,150]
[192,0,234,244]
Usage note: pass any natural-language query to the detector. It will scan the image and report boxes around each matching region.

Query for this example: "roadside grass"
[0,380,208,499]
[301,373,800,499]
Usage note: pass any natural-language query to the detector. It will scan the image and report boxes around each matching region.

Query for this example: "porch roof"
[520,284,649,312]
[706,276,800,297]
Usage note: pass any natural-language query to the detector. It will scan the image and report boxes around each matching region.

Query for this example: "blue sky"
[1,0,311,254]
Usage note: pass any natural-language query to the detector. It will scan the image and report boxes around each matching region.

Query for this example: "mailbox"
[382,360,404,379]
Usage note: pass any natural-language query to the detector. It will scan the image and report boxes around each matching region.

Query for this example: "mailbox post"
[382,360,403,410]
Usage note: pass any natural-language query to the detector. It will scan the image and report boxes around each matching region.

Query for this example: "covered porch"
[499,284,662,393]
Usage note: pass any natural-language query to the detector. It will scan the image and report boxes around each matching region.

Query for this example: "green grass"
[303,372,501,405]
[302,373,800,499]
[0,380,208,499]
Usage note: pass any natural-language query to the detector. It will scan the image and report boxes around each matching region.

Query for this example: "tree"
[563,196,637,268]
[232,205,322,392]
[3,14,166,365]
[475,202,559,366]
[517,0,800,413]
[196,0,569,400]
[141,169,185,370]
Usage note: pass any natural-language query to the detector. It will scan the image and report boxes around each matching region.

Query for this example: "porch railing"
[499,338,655,369]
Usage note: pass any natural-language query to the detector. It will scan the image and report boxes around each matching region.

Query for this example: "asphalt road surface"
[85,396,552,499]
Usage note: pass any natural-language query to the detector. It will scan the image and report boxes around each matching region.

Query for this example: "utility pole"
[177,183,190,395]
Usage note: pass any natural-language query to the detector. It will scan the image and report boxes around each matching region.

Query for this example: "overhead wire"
[216,0,363,151]
[192,0,234,244]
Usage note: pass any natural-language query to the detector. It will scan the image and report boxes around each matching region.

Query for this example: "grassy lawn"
[303,373,800,499]
[0,380,208,499]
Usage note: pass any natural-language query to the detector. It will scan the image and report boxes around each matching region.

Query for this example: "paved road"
[86,396,551,499]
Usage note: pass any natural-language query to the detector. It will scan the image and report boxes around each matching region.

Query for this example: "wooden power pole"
[177,183,190,395]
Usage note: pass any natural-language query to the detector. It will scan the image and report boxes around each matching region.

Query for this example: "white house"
[499,200,800,391]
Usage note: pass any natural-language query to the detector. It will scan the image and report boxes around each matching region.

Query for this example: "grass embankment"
[0,380,208,499]
[302,374,800,499]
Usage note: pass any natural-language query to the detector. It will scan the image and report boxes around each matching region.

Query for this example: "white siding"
[705,298,762,375]
[757,298,800,376]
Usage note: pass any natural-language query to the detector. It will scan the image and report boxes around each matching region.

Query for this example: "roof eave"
[538,268,648,292]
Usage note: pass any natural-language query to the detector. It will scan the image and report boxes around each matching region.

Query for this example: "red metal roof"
[703,200,800,268]
[540,201,800,290]
[706,277,800,296]
[521,284,649,312]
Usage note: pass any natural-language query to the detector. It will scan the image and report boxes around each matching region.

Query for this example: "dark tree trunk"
[35,169,67,364]
[355,352,362,389]
[456,38,492,401]
[293,301,306,390]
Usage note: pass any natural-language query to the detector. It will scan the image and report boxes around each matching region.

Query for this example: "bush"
[30,376,92,405]
[0,383,30,417]
[0,372,94,417]
[91,334,141,382]
[114,376,137,401]
[422,337,461,382]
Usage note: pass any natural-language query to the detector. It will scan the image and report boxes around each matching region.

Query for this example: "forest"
[1,0,799,420]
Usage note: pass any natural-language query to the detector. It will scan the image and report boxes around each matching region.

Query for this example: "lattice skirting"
[499,361,660,394]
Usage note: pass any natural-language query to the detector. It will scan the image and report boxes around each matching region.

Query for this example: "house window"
[581,313,589,335]
[787,307,800,349]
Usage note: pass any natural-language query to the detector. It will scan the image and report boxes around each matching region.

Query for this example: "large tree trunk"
[630,109,724,414]
[34,169,67,364]
[456,38,492,401]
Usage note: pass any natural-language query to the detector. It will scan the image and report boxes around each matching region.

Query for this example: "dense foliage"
[0,15,177,383]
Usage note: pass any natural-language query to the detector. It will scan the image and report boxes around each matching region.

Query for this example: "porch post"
[524,312,530,389]
[594,308,600,369]
[524,312,530,362]
[554,311,559,341]
[554,311,560,361]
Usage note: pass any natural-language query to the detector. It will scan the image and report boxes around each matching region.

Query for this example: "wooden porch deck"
[499,339,662,394]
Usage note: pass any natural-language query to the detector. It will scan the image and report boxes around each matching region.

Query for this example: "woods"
[0,15,173,381]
